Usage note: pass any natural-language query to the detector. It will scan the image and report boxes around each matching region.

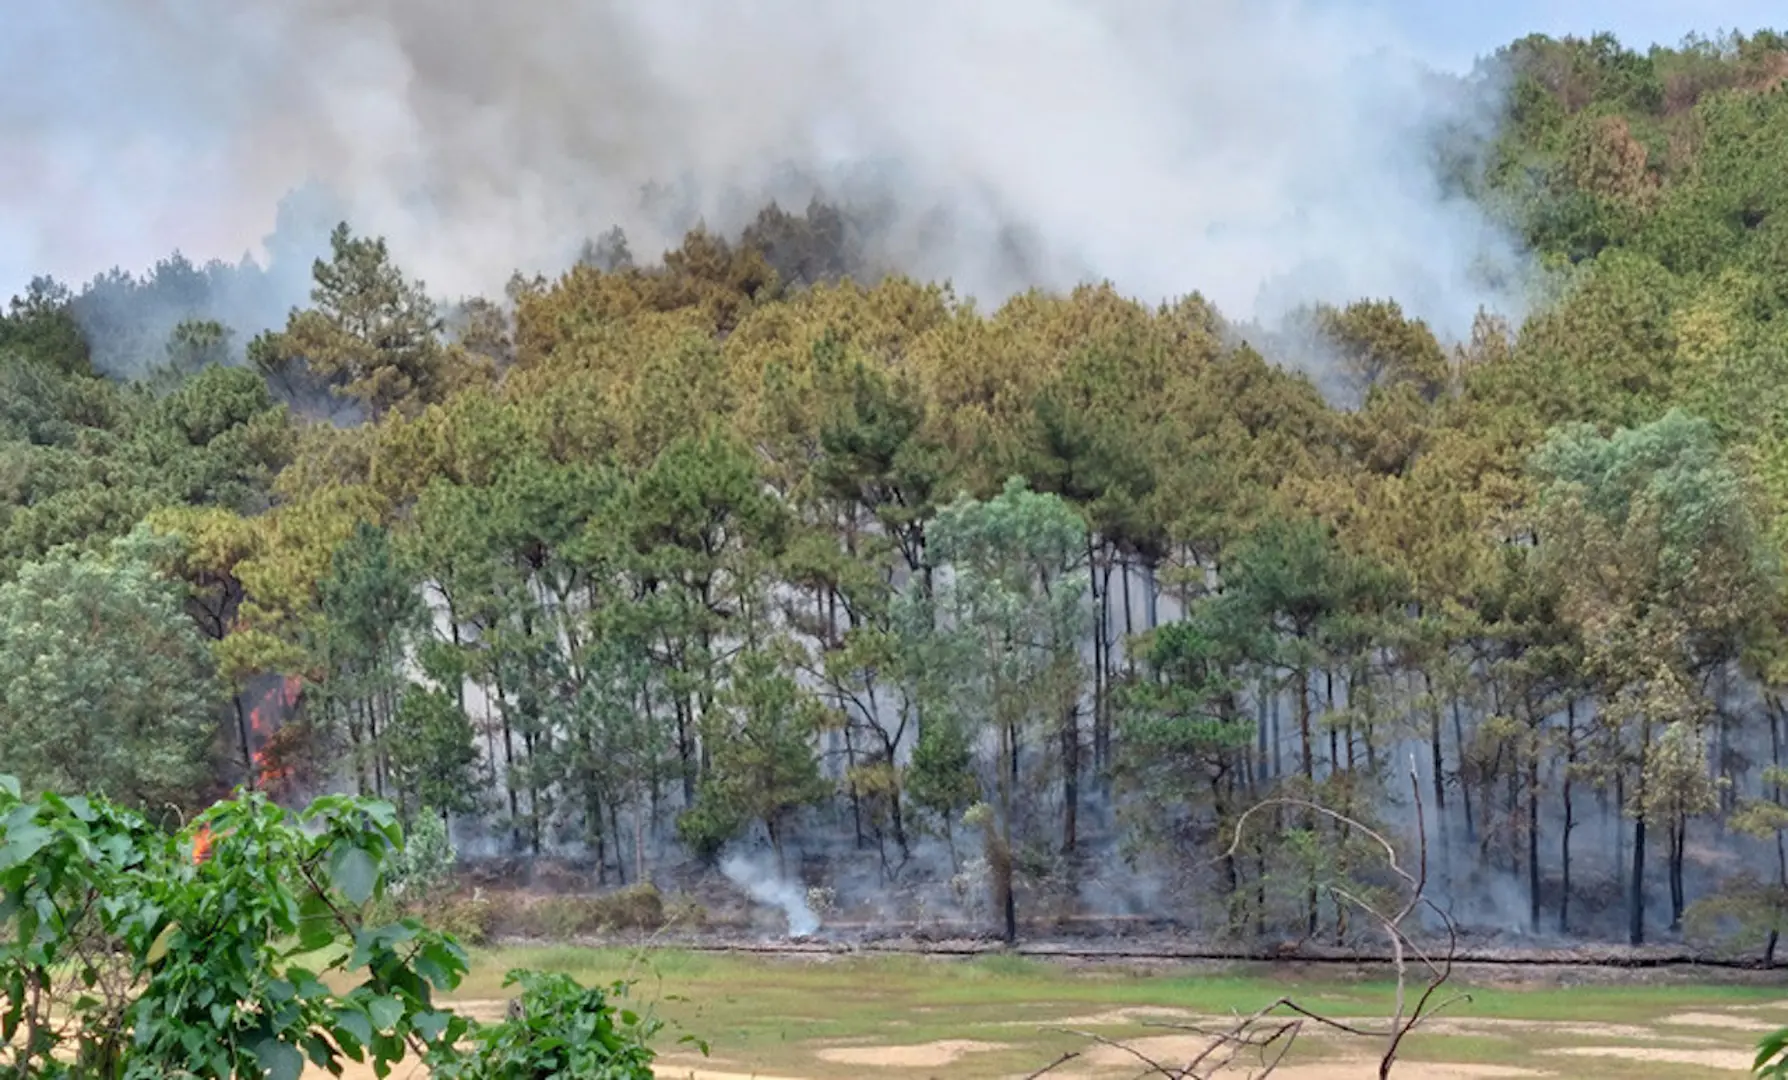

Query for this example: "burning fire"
[192,825,214,866]
[249,675,304,793]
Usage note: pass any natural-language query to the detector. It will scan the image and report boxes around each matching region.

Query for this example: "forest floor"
[320,946,1788,1079]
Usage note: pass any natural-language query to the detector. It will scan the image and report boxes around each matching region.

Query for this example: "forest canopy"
[5,30,1788,953]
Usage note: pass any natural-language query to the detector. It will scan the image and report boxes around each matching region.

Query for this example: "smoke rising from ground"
[719,853,820,938]
[3,0,1528,342]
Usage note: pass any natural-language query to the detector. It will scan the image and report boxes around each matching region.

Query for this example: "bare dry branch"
[1041,754,1466,1080]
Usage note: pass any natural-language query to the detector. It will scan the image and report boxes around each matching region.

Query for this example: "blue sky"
[1368,0,1784,69]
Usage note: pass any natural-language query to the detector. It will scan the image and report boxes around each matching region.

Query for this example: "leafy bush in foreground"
[0,776,675,1078]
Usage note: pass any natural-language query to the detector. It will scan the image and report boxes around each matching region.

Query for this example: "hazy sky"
[1377,0,1782,68]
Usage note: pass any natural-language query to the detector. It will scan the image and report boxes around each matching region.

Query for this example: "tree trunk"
[635,803,648,885]
[1629,721,1651,946]
[610,799,626,885]
[1527,742,1541,933]
[1089,539,1106,779]
[843,721,865,848]
[233,694,257,791]
[1061,701,1079,855]
[1325,669,1338,781]
[1297,663,1317,936]
[1629,814,1647,946]
[1772,701,1787,967]
[1560,701,1576,934]
[1256,682,1270,785]
[1297,666,1314,783]
[674,695,696,807]
[494,664,522,850]
[1669,817,1686,931]
[1453,697,1475,845]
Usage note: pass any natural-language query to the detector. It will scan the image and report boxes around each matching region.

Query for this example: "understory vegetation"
[10,30,1788,981]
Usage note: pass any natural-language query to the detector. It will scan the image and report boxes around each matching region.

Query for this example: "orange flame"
[192,825,214,866]
[249,675,304,794]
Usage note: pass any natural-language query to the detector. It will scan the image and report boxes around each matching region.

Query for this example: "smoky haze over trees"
[7,24,1788,955]
[1,0,1531,338]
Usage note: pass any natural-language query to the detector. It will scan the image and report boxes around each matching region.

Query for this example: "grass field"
[370,945,1788,1078]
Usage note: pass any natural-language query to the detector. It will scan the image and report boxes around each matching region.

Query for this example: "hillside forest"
[7,31,1788,955]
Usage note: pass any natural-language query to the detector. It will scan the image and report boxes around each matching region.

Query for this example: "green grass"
[427,946,1788,1078]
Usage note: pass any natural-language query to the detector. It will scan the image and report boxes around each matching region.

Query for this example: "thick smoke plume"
[3,0,1527,340]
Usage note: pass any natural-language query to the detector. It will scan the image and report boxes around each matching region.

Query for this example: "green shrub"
[0,776,686,1078]
[429,969,693,1080]
[387,809,457,901]
[0,776,474,1079]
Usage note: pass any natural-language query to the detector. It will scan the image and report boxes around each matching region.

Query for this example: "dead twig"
[1039,755,1466,1079]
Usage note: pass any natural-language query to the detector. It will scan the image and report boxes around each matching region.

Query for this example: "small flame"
[192,825,214,866]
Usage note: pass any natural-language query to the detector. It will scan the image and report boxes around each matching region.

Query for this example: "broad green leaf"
[0,822,52,867]
[412,1010,452,1043]
[367,995,403,1032]
[253,1036,305,1080]
[330,845,377,906]
[333,1007,374,1048]
[295,889,336,953]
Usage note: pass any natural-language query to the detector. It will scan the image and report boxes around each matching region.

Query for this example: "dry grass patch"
[1545,1045,1756,1071]
[811,1038,1008,1068]
[1662,1011,1784,1032]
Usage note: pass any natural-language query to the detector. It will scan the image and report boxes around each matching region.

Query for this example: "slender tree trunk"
[367,695,385,799]
[1424,672,1445,811]
[1094,557,1108,783]
[1325,669,1338,781]
[1061,701,1079,855]
[1256,683,1270,786]
[1297,666,1314,783]
[1453,697,1475,844]
[1088,542,1103,750]
[1144,558,1159,630]
[591,788,608,886]
[1527,738,1541,933]
[635,802,648,885]
[494,663,521,850]
[610,799,626,885]
[867,679,911,859]
[1771,701,1786,967]
[233,694,257,791]
[844,721,865,848]
[1296,663,1317,937]
[1270,687,1283,779]
[674,695,695,807]
[1560,701,1576,934]
[344,701,368,797]
[996,714,1018,946]
[1669,817,1686,931]
[1630,720,1652,946]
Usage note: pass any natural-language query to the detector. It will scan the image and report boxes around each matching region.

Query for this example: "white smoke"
[719,853,820,938]
[2,0,1530,337]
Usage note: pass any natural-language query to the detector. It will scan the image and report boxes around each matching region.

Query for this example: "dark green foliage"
[387,688,482,818]
[0,779,475,1079]
[428,969,677,1080]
